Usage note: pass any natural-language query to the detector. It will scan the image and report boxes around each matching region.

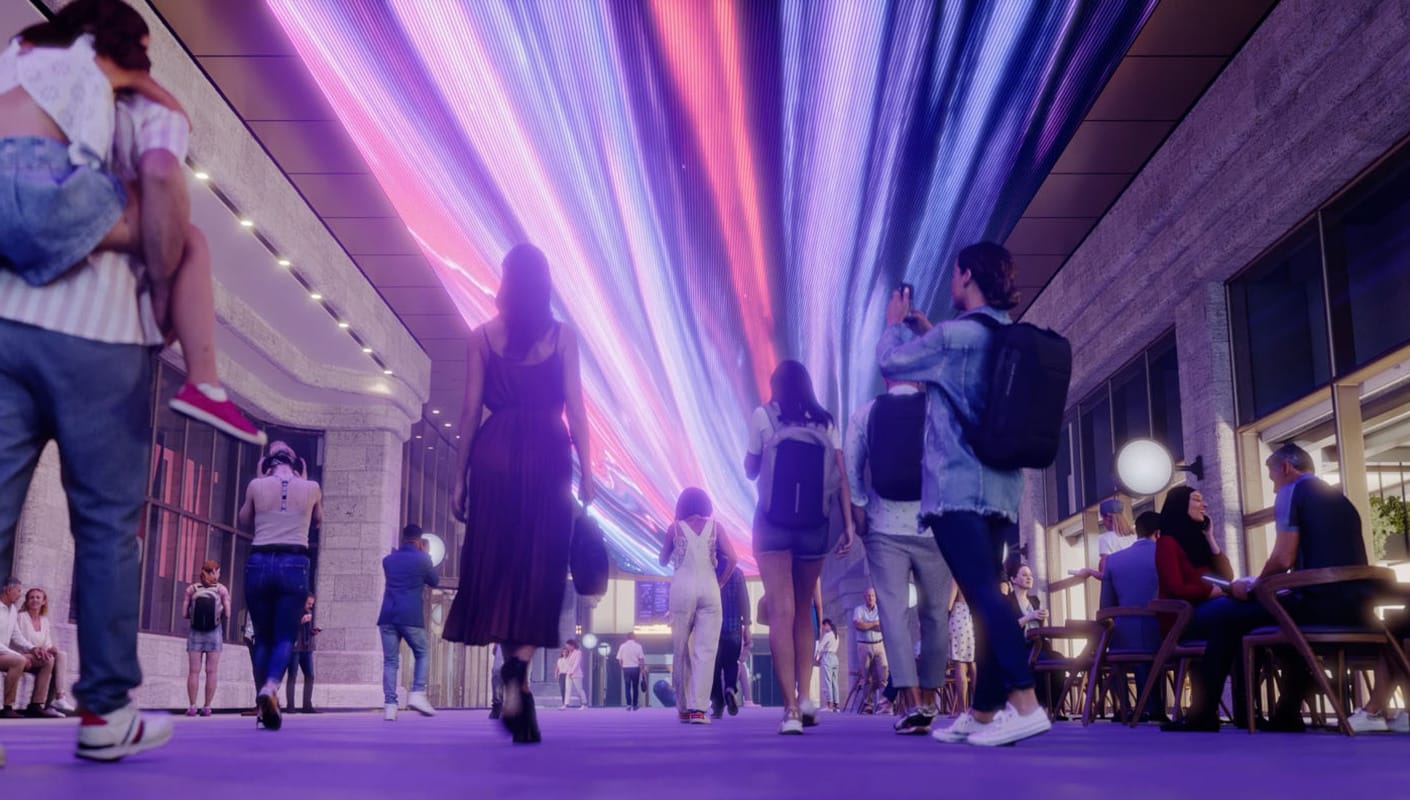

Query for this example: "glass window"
[1110,358,1150,450]
[1228,224,1332,423]
[210,434,238,526]
[1148,335,1183,461]
[1051,417,1078,522]
[1324,150,1410,370]
[1079,391,1114,507]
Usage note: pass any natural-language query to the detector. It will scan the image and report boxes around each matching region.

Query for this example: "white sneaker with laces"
[407,691,437,717]
[383,703,398,721]
[75,704,174,762]
[932,711,988,743]
[1388,711,1410,733]
[779,709,804,735]
[1348,708,1390,733]
[51,696,76,713]
[799,698,820,728]
[966,704,1052,747]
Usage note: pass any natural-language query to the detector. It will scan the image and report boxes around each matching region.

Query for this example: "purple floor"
[1,707,1406,798]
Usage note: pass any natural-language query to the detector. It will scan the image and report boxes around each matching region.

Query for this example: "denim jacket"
[876,305,1023,522]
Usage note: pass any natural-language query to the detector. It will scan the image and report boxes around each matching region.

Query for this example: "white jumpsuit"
[668,519,723,713]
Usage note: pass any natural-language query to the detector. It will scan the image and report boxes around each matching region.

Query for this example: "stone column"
[1175,282,1244,574]
[313,428,405,708]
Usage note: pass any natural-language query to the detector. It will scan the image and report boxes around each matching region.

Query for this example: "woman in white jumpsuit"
[659,488,737,724]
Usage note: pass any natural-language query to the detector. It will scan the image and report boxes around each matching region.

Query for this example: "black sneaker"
[894,706,938,735]
[724,688,740,717]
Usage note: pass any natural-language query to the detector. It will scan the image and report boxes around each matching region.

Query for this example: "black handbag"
[570,509,610,597]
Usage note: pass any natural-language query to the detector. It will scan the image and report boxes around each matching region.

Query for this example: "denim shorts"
[187,625,224,653]
[0,136,126,286]
[751,508,832,560]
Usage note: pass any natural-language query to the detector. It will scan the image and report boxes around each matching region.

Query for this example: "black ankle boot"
[499,657,528,738]
[514,690,541,744]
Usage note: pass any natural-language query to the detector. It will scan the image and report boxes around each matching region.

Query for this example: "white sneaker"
[778,709,804,735]
[799,698,821,728]
[966,704,1052,747]
[407,691,437,717]
[1348,708,1390,733]
[932,711,988,743]
[75,704,174,762]
[1388,711,1410,733]
[51,696,76,713]
[383,703,398,721]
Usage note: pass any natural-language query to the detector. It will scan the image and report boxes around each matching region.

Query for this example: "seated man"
[1163,443,1370,733]
[0,577,55,718]
[1099,511,1163,719]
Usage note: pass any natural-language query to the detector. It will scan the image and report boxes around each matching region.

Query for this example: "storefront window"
[1080,391,1114,508]
[1228,224,1331,423]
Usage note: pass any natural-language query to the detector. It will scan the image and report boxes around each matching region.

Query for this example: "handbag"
[570,507,610,597]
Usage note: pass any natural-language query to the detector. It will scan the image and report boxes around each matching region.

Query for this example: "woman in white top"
[182,560,231,717]
[814,618,840,712]
[744,360,854,734]
[659,488,737,724]
[554,647,570,706]
[238,441,322,731]
[16,587,73,715]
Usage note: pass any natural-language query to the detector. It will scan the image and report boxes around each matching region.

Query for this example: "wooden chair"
[1026,621,1102,719]
[1083,606,1163,726]
[1130,599,1204,727]
[1241,566,1410,735]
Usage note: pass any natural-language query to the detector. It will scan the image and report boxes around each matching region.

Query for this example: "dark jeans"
[927,512,1034,713]
[710,631,742,711]
[245,550,310,690]
[0,320,151,715]
[285,650,314,709]
[622,667,641,708]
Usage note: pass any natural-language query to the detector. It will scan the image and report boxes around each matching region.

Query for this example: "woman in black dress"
[446,243,594,743]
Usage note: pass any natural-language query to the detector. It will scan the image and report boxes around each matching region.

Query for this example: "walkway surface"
[1,707,1407,799]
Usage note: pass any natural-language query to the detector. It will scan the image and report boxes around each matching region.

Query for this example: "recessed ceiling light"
[383,369,394,375]
[443,422,452,428]
[431,409,440,415]
[337,321,350,329]
[193,171,210,181]
[239,219,254,228]
[278,259,291,267]
[362,346,373,354]
[309,292,323,300]
[414,435,422,439]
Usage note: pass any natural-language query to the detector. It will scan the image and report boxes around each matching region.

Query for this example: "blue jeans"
[927,512,1034,713]
[380,624,429,704]
[0,320,151,714]
[245,551,310,691]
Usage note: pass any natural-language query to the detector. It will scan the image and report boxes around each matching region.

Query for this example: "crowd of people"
[0,0,1405,771]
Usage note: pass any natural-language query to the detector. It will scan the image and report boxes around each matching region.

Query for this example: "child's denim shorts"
[0,136,126,286]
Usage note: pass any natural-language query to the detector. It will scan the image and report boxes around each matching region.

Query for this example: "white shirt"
[14,613,53,651]
[844,384,925,537]
[853,603,882,643]
[0,95,188,345]
[565,649,583,678]
[0,600,29,657]
[0,35,115,166]
[1098,529,1137,558]
[814,630,838,660]
[616,639,644,668]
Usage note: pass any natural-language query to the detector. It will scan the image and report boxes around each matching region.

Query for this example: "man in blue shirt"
[379,524,441,721]
[877,241,1046,747]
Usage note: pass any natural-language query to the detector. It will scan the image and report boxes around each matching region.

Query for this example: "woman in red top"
[1155,486,1233,608]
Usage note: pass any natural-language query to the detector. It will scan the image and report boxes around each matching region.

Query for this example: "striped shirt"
[0,95,189,345]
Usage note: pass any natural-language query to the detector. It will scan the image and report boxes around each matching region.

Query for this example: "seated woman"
[1155,486,1233,614]
[14,585,72,716]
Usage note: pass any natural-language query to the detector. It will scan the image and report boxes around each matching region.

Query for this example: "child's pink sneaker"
[169,383,267,446]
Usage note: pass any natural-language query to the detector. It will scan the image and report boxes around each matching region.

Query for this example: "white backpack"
[757,404,839,530]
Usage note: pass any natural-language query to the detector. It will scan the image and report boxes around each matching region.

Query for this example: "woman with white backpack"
[744,360,854,735]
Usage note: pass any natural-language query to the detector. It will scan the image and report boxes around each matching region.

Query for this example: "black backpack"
[190,585,221,633]
[955,314,1072,470]
[759,405,838,530]
[866,392,925,501]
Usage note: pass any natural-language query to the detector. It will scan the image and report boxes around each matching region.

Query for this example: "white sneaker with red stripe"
[75,703,173,762]
[169,383,267,446]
